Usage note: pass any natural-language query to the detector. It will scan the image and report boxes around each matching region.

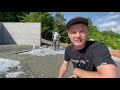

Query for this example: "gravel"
[20,46,65,56]
[0,58,24,78]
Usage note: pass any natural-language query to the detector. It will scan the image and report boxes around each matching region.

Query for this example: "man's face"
[68,23,88,47]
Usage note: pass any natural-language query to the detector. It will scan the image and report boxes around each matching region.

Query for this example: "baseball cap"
[66,16,88,29]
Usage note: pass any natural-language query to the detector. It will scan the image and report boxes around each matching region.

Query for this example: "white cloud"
[111,26,120,33]
[99,21,120,33]
[96,18,104,22]
[96,12,120,34]
[109,12,116,15]
[99,21,118,28]
[96,13,120,22]
[106,14,120,20]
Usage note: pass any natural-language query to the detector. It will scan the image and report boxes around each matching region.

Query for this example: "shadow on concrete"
[0,23,16,45]
[0,22,3,44]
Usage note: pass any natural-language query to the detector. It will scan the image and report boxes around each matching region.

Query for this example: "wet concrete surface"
[0,45,73,78]
[0,45,119,78]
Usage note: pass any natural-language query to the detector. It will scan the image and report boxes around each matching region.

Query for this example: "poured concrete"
[0,22,41,46]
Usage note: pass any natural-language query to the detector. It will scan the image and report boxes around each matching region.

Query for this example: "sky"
[52,12,120,34]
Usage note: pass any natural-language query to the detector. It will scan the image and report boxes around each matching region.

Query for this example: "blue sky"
[52,12,120,34]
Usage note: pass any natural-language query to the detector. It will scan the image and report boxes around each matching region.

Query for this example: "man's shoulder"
[93,41,106,47]
[87,41,105,46]
[66,44,73,50]
[87,41,108,50]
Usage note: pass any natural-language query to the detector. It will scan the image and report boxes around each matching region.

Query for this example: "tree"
[53,12,69,43]
[21,12,54,41]
[87,17,101,41]
[101,30,120,49]
[0,12,28,22]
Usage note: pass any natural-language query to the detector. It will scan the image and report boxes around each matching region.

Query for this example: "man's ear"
[67,31,70,38]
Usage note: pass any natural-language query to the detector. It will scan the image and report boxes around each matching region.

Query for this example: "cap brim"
[66,17,88,29]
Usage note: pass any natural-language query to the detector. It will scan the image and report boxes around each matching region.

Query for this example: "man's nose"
[76,32,81,37]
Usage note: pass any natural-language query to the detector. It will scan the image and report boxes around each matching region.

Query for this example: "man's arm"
[58,34,61,41]
[73,64,117,78]
[58,60,69,78]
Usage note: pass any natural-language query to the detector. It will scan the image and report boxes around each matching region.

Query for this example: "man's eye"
[71,32,76,34]
[80,31,86,33]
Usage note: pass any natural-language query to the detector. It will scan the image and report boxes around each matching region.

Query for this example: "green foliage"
[0,12,27,22]
[87,17,120,50]
[21,12,54,41]
[100,31,120,49]
[1,12,120,49]
[53,12,68,43]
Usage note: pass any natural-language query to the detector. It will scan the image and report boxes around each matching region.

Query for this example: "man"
[53,31,60,51]
[58,16,117,78]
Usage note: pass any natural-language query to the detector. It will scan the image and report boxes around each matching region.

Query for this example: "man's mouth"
[74,39,82,42]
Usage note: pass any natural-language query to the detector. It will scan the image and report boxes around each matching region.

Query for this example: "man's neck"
[73,43,86,50]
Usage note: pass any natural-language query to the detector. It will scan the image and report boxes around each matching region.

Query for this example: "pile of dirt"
[59,43,69,48]
[110,50,120,58]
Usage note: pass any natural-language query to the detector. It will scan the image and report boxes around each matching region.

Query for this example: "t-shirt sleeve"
[92,42,117,67]
[64,47,70,61]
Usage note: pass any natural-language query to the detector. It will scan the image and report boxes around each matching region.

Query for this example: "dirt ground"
[0,45,120,78]
[110,50,120,58]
